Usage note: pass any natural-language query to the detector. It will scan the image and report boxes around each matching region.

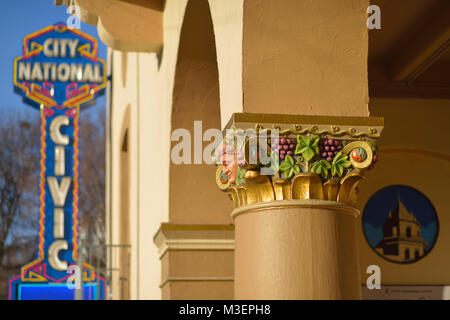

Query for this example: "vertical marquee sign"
[8,23,106,300]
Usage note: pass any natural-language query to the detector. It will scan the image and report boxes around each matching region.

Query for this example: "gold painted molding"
[224,112,384,139]
[226,112,384,127]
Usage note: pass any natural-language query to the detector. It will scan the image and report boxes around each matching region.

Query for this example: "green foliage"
[294,135,320,162]
[236,167,247,186]
[269,151,280,175]
[366,140,378,153]
[331,152,352,177]
[279,155,300,179]
[311,159,331,180]
[236,167,246,186]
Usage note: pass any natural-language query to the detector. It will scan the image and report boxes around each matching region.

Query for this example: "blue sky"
[0,0,107,116]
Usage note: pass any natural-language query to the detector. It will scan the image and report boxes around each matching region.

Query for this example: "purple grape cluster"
[319,139,343,162]
[271,138,296,161]
[368,153,378,170]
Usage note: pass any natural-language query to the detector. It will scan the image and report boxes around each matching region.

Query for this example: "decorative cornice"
[216,113,383,209]
[225,113,384,139]
[153,224,235,259]
[226,113,384,128]
[157,239,235,259]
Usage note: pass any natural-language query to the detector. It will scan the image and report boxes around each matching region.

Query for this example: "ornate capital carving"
[215,113,384,208]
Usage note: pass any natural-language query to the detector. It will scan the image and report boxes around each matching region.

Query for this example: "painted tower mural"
[363,185,439,264]
[375,198,428,262]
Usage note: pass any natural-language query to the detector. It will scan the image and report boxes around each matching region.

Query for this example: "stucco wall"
[108,0,191,299]
[169,0,233,225]
[357,98,450,285]
[242,0,370,117]
[208,0,244,129]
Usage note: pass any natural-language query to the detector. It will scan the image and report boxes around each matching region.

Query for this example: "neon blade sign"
[9,22,106,300]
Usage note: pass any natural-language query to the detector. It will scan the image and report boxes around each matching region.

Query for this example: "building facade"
[55,0,450,299]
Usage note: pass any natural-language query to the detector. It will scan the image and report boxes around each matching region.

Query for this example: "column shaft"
[234,201,361,299]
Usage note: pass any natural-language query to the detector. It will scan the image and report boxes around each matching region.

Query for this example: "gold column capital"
[215,113,384,209]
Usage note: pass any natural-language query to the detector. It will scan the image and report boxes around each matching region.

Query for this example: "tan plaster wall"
[160,250,234,298]
[208,0,244,129]
[74,0,164,52]
[162,250,234,279]
[357,98,450,285]
[108,0,245,299]
[110,51,139,299]
[118,106,131,299]
[169,0,233,224]
[108,0,191,299]
[162,281,234,300]
[242,0,370,116]
[105,0,388,300]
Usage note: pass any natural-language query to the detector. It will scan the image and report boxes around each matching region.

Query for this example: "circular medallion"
[362,185,439,264]
[216,166,231,190]
[341,141,373,169]
[351,147,367,162]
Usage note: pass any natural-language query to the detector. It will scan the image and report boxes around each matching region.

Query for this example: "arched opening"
[169,0,232,224]
[119,106,131,299]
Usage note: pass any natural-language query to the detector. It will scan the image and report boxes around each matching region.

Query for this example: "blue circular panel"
[362,185,439,264]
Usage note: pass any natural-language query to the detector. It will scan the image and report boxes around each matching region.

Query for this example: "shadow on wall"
[169,0,233,225]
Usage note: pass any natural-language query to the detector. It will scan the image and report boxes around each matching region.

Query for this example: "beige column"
[216,114,383,299]
[234,201,361,299]
[212,0,376,300]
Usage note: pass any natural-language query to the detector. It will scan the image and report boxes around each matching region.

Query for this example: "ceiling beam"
[390,5,450,82]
